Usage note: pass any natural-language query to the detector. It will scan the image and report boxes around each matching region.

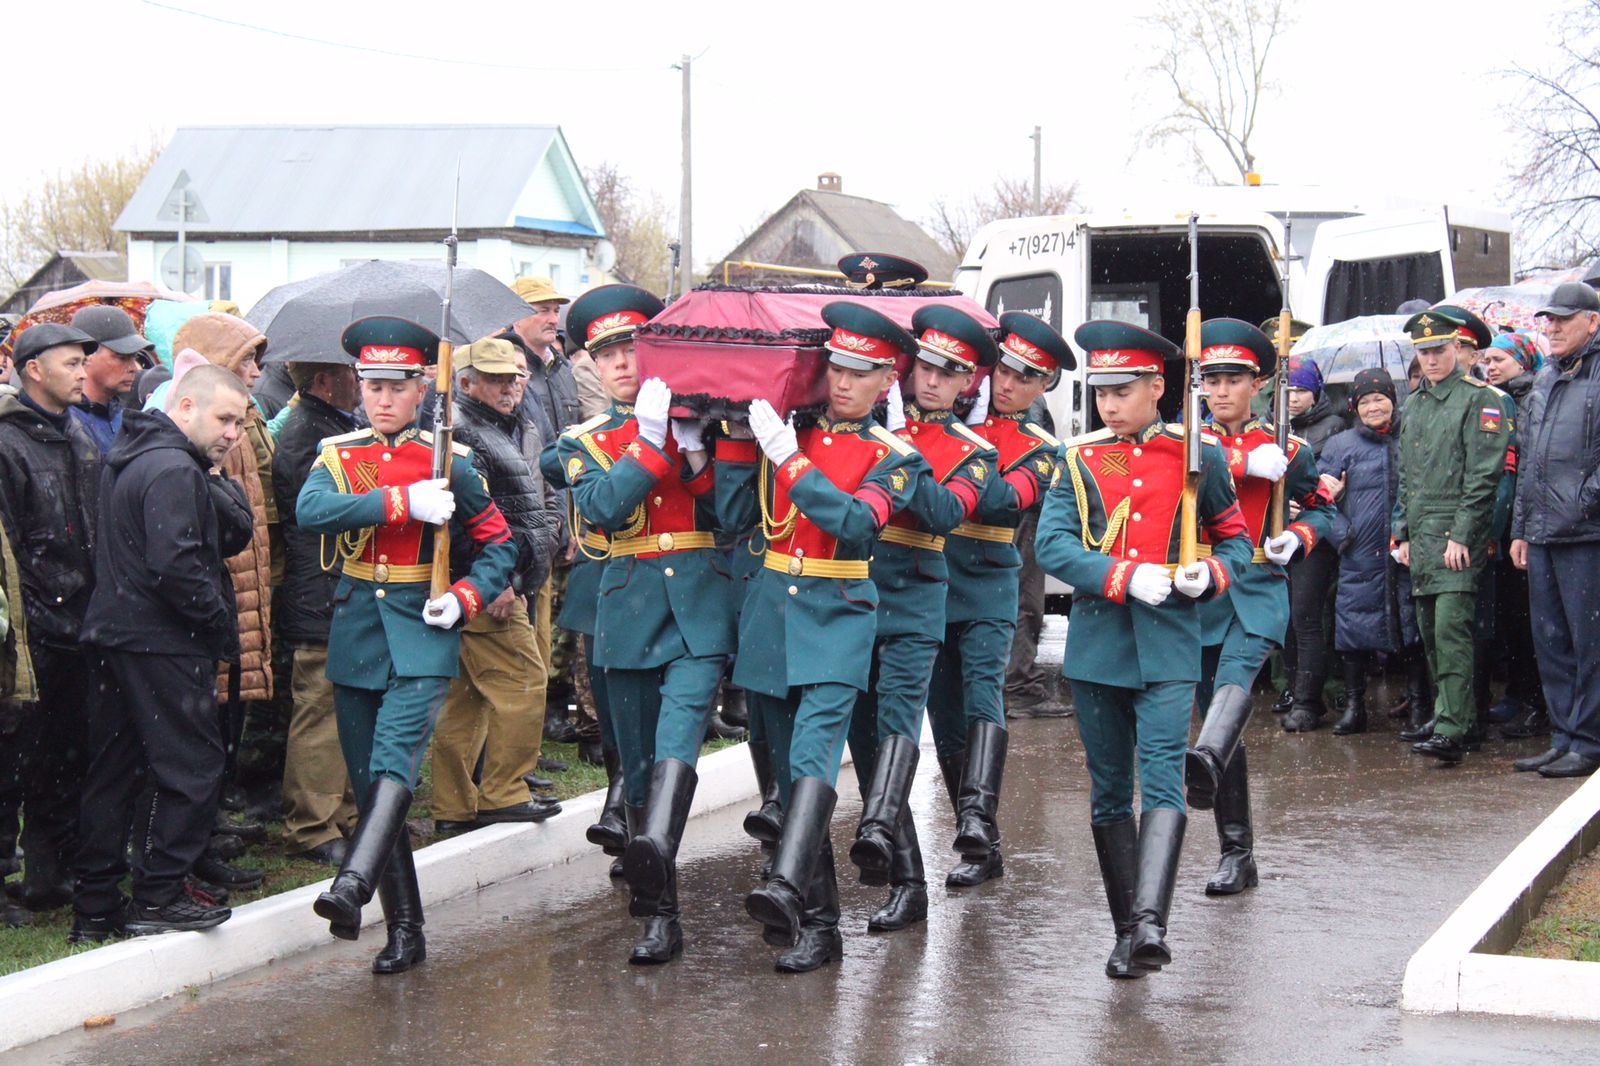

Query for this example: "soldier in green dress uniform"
[296,317,516,974]
[718,302,926,972]
[1035,320,1253,979]
[1394,305,1510,765]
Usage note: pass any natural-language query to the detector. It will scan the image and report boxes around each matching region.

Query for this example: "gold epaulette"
[417,430,472,457]
[1064,428,1114,449]
[1024,422,1060,448]
[870,425,915,457]
[318,428,373,448]
[561,413,610,439]
[1462,376,1486,388]
[1287,432,1310,448]
[948,422,997,453]
[1200,430,1221,445]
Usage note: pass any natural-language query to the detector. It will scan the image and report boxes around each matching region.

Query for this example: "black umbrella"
[246,260,532,365]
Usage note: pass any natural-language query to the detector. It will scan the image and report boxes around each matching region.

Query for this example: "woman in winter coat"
[1319,369,1426,736]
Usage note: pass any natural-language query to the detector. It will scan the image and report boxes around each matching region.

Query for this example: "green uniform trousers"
[1196,620,1276,710]
[848,632,941,784]
[1415,591,1476,739]
[333,676,451,799]
[1074,678,1193,824]
[927,618,1013,760]
[605,653,726,806]
[583,633,614,751]
[749,682,859,804]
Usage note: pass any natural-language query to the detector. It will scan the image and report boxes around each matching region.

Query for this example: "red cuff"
[625,438,674,482]
[1204,556,1231,597]
[773,452,813,493]
[946,477,981,518]
[464,501,511,545]
[1002,468,1041,511]
[449,580,484,622]
[682,458,716,498]
[1205,500,1249,542]
[855,483,894,528]
[1102,559,1135,604]
[384,486,409,526]
[716,438,759,463]
[1287,522,1317,553]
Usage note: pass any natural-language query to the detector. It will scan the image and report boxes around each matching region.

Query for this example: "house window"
[519,260,535,277]
[204,263,232,301]
[548,264,562,290]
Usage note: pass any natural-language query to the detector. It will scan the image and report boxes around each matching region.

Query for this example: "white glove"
[965,376,991,426]
[634,377,671,448]
[748,399,799,464]
[407,478,455,525]
[1174,562,1211,598]
[423,593,462,629]
[1128,564,1173,607]
[670,417,705,453]
[885,383,906,431]
[1264,530,1301,565]
[1244,443,1289,482]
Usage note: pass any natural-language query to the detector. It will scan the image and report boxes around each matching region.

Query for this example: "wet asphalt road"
[20,684,1598,1066]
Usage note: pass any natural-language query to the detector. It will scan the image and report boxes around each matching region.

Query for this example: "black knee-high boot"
[1091,817,1151,979]
[372,828,425,974]
[1185,684,1252,810]
[1333,653,1369,735]
[624,759,696,919]
[868,812,927,933]
[745,777,835,947]
[314,777,411,940]
[586,745,627,855]
[775,840,842,973]
[849,734,919,886]
[1128,808,1186,968]
[1205,746,1258,895]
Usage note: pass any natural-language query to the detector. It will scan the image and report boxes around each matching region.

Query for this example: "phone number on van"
[1007,231,1076,259]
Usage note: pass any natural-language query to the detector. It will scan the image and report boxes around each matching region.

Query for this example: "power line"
[138,0,663,73]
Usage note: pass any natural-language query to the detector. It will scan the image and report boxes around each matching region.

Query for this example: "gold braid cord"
[757,455,799,542]
[315,444,374,574]
[1066,447,1130,556]
[572,431,645,558]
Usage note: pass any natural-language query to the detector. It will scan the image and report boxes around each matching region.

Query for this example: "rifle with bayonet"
[1269,216,1294,538]
[1179,212,1203,568]
[429,162,461,599]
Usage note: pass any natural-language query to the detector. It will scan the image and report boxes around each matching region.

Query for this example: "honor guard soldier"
[297,317,516,974]
[1035,321,1253,979]
[1394,304,1510,765]
[719,302,927,972]
[1185,319,1334,896]
[837,252,929,291]
[846,304,998,933]
[557,284,737,965]
[927,311,1069,889]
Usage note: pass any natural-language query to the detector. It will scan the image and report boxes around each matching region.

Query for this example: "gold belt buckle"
[787,556,803,576]
[374,563,390,582]
[657,532,675,552]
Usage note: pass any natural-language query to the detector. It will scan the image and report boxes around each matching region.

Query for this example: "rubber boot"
[1091,817,1152,979]
[629,859,683,965]
[314,777,412,940]
[868,813,928,933]
[371,830,426,974]
[742,740,783,846]
[1205,746,1258,896]
[1128,808,1186,968]
[1399,656,1435,741]
[1281,669,1324,733]
[1332,653,1370,736]
[849,734,919,887]
[624,759,697,919]
[586,746,628,856]
[1184,684,1251,810]
[952,721,1007,860]
[745,776,836,948]
[775,840,843,973]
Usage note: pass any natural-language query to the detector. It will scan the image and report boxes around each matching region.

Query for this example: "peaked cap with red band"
[1405,304,1492,351]
[837,251,929,290]
[820,301,918,370]
[998,311,1074,383]
[909,303,998,373]
[1199,317,1277,378]
[341,316,440,380]
[567,284,665,354]
[1073,320,1181,386]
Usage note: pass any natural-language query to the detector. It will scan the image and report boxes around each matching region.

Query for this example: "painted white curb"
[1401,769,1600,1019]
[0,740,767,1054]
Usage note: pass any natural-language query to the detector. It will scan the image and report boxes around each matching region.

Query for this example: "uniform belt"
[581,531,611,553]
[343,559,431,583]
[951,521,1016,544]
[1158,544,1216,575]
[878,526,945,552]
[1252,548,1270,564]
[605,531,717,557]
[763,550,870,580]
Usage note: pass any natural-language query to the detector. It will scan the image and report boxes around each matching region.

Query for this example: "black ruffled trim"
[690,282,967,300]
[636,322,830,345]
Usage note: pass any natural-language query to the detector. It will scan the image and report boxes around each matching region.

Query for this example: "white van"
[952,185,1513,439]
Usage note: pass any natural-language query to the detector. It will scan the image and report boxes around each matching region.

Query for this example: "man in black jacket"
[1511,282,1600,779]
[73,365,255,940]
[432,338,562,830]
[0,324,101,913]
[272,357,362,864]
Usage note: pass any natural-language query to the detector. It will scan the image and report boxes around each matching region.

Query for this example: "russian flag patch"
[1479,407,1502,433]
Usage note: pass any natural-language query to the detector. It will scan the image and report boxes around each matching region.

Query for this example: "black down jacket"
[450,394,559,596]
[272,393,358,644]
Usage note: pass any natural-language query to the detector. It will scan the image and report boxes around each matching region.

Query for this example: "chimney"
[817,172,841,193]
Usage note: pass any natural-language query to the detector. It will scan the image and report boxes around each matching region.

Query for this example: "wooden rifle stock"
[1179,305,1202,568]
[429,339,454,599]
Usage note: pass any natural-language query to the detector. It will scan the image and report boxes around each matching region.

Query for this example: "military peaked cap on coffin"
[820,301,918,371]
[997,311,1075,383]
[909,304,998,373]
[567,284,664,355]
[837,252,929,290]
[1074,320,1181,386]
[1199,317,1277,378]
[341,316,439,380]
[1260,316,1314,347]
[1404,304,1492,351]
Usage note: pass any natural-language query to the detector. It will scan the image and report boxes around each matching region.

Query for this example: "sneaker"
[124,894,231,935]
[186,875,231,906]
[69,909,126,944]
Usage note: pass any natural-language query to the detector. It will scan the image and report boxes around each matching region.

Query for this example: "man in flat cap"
[69,305,153,457]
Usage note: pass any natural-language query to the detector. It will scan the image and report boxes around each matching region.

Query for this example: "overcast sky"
[1,0,1568,270]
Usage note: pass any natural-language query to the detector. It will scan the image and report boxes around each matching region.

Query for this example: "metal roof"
[722,189,957,279]
[116,125,571,235]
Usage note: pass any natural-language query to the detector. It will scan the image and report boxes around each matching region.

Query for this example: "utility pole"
[1031,125,1042,214]
[176,186,189,292]
[679,54,693,298]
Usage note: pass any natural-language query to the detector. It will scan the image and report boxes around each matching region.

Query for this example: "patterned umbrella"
[1291,315,1416,384]
[1452,267,1587,333]
[0,279,199,361]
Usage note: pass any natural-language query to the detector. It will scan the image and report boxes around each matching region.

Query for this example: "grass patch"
[1510,846,1600,962]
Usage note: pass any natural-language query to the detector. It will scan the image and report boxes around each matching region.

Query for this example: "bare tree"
[1141,0,1294,184]
[0,143,160,289]
[927,176,1082,261]
[584,162,676,295]
[1507,0,1600,268]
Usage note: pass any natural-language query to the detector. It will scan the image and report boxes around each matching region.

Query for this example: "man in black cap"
[69,306,153,457]
[1510,282,1600,778]
[0,324,101,915]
